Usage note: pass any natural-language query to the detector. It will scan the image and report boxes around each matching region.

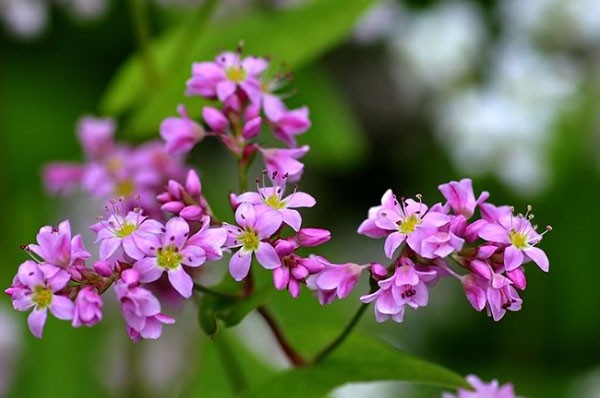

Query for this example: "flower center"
[115,180,135,197]
[32,286,53,309]
[509,230,528,249]
[398,214,420,234]
[157,245,182,270]
[116,222,137,238]
[226,66,247,83]
[239,229,259,251]
[264,194,285,210]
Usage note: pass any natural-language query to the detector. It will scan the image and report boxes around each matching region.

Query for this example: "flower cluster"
[341,178,551,323]
[442,374,516,398]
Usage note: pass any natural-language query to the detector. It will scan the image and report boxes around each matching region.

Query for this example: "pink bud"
[156,192,172,202]
[229,193,240,211]
[506,267,527,290]
[298,257,324,274]
[242,117,262,139]
[72,286,103,328]
[462,274,486,311]
[162,201,186,214]
[167,180,184,199]
[369,263,388,279]
[274,239,298,257]
[203,107,229,132]
[273,267,290,290]
[180,205,204,221]
[476,244,497,259]
[93,260,113,277]
[291,265,309,280]
[121,269,140,286]
[296,228,331,247]
[160,105,204,155]
[469,259,492,279]
[288,279,301,298]
[185,169,202,197]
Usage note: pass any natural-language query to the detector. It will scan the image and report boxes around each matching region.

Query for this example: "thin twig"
[257,306,306,367]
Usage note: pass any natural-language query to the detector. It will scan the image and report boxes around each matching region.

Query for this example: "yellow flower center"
[264,194,285,210]
[226,67,247,83]
[239,229,259,251]
[157,246,183,270]
[115,180,135,197]
[509,230,528,249]
[116,222,137,238]
[33,286,53,309]
[398,214,420,234]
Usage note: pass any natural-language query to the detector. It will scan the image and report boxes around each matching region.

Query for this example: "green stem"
[129,0,160,87]
[214,333,247,395]
[312,302,370,364]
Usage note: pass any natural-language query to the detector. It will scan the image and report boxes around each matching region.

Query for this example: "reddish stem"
[257,306,306,367]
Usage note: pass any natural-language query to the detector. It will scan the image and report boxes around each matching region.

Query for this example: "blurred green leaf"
[244,334,469,398]
[100,0,374,135]
[292,66,366,169]
[198,283,273,337]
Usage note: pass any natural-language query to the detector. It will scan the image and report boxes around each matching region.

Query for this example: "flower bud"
[296,228,331,247]
[72,286,103,328]
[202,107,228,132]
[93,260,113,277]
[242,117,262,139]
[506,267,527,290]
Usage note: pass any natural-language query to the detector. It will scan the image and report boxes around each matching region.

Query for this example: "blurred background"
[1,0,600,397]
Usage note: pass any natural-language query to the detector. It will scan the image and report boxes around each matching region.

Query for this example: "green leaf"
[198,284,274,337]
[100,0,374,135]
[244,334,470,397]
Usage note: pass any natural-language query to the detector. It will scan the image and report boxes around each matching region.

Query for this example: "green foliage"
[100,0,374,135]
[244,334,470,397]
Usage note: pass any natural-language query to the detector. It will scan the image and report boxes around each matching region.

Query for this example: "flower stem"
[214,333,247,395]
[311,302,370,364]
[257,306,306,367]
[129,0,160,87]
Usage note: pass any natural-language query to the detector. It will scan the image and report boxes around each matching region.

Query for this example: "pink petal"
[123,236,145,260]
[255,243,281,269]
[504,246,524,271]
[235,203,257,229]
[168,267,194,298]
[273,267,290,290]
[28,308,47,338]
[133,258,163,283]
[384,232,405,259]
[281,209,302,231]
[216,81,237,102]
[255,210,283,239]
[49,295,74,320]
[524,247,549,272]
[229,250,252,281]
[479,223,510,244]
[164,217,190,248]
[285,192,316,208]
[100,238,121,260]
[180,245,207,267]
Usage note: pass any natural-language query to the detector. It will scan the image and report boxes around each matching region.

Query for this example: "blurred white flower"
[354,0,405,45]
[388,1,485,90]
[569,367,600,398]
[0,0,48,38]
[59,0,108,20]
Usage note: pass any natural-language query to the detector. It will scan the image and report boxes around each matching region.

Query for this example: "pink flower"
[461,271,522,321]
[160,104,205,155]
[438,178,489,219]
[27,220,90,274]
[42,163,84,195]
[224,203,283,281]
[478,209,550,272]
[359,190,450,259]
[157,169,208,222]
[360,259,436,323]
[186,51,268,104]
[72,286,103,328]
[272,241,324,298]
[77,115,116,159]
[92,205,163,261]
[306,256,367,305]
[114,269,175,342]
[5,261,73,338]
[259,145,310,183]
[442,374,516,398]
[134,217,226,298]
[234,172,316,231]
[203,107,229,132]
[263,94,310,147]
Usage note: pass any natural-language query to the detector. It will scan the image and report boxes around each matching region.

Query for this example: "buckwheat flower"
[6,261,73,338]
[72,286,103,328]
[259,145,309,183]
[360,190,450,259]
[438,178,489,219]
[186,51,268,104]
[92,204,163,261]
[224,203,283,281]
[42,163,84,194]
[114,269,175,342]
[306,256,368,305]
[360,259,436,323]
[442,374,516,398]
[160,104,205,155]
[235,171,316,231]
[263,95,310,147]
[157,169,208,221]
[272,241,324,298]
[134,217,222,298]
[77,115,116,160]
[478,207,550,272]
[461,271,522,321]
[27,219,90,275]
